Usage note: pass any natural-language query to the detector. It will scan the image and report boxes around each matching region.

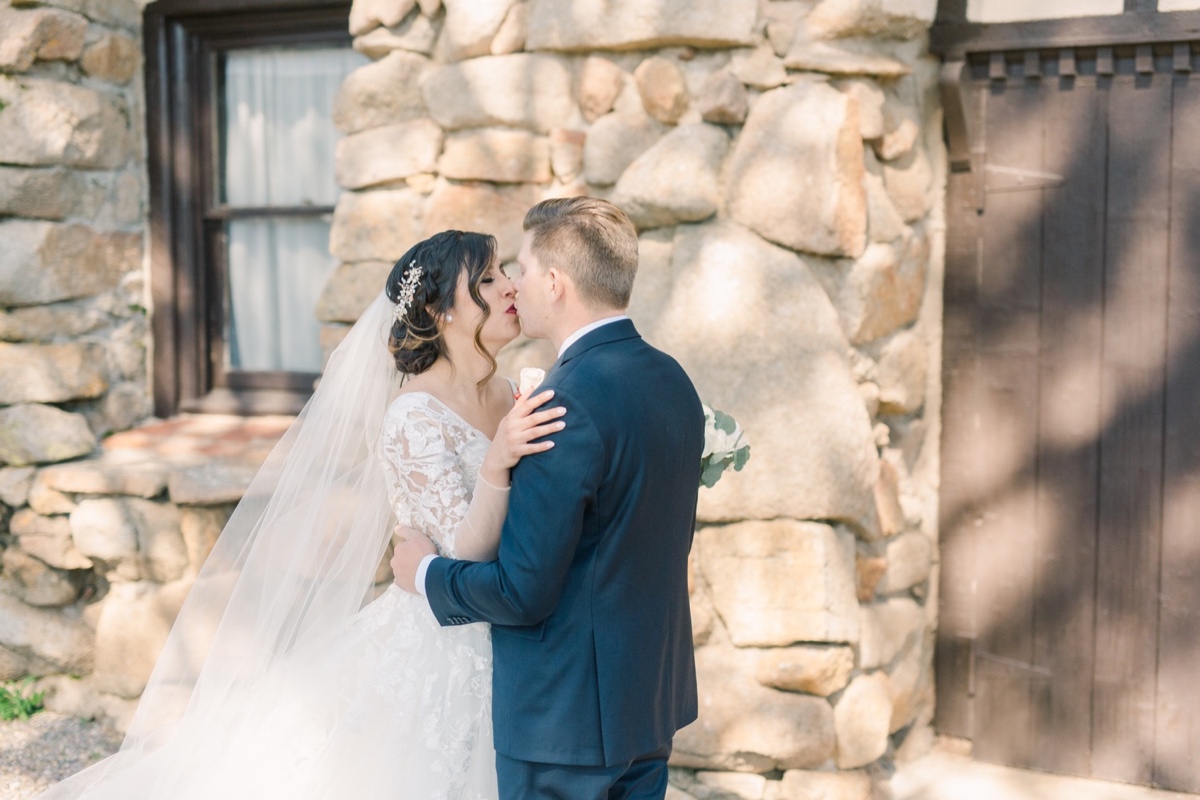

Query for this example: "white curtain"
[223,47,367,373]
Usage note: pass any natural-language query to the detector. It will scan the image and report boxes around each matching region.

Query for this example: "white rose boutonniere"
[517,367,546,400]
[700,404,750,488]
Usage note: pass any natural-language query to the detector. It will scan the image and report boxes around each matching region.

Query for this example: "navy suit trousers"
[496,741,672,800]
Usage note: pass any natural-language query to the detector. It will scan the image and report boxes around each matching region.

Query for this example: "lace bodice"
[377,392,492,559]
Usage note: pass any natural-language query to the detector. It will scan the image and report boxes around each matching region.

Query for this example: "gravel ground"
[0,713,121,800]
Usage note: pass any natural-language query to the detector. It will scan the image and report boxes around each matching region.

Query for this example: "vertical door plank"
[936,82,987,740]
[1092,67,1172,787]
[936,218,983,739]
[971,77,1044,770]
[936,309,980,738]
[1030,72,1106,778]
[1155,72,1200,794]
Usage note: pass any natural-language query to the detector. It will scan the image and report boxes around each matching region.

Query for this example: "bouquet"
[701,404,750,488]
[517,370,748,489]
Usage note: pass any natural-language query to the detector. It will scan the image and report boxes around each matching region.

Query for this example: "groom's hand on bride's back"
[392,529,437,593]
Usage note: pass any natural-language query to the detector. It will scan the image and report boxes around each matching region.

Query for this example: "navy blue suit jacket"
[424,319,703,768]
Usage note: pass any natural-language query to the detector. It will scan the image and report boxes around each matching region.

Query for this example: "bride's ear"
[427,304,452,327]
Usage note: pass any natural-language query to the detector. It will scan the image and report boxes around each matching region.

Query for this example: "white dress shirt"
[414,315,629,597]
[555,315,628,358]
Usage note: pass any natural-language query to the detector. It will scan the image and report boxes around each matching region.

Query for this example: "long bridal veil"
[39,293,404,799]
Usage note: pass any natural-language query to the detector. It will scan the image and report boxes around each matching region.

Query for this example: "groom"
[392,197,703,799]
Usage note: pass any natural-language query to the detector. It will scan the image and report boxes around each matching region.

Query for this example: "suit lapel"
[558,319,640,367]
[543,319,640,385]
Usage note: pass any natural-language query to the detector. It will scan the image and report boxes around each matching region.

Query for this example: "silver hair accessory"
[393,260,423,323]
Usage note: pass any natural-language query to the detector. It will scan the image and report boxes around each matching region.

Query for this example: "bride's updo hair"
[385,230,500,380]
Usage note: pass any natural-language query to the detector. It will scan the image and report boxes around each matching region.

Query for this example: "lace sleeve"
[378,396,507,561]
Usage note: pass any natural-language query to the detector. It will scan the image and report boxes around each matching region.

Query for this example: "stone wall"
[322,1,946,797]
[0,0,152,722]
[0,414,290,730]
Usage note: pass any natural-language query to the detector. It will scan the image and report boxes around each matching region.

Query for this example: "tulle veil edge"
[36,292,405,799]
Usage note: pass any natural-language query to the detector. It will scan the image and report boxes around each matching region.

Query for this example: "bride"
[36,230,565,800]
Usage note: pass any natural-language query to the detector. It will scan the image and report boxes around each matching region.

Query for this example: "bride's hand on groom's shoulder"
[482,389,565,481]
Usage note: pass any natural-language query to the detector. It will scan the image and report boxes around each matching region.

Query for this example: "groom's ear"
[546,266,567,302]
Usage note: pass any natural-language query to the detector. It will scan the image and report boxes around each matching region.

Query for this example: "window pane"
[966,0,1122,21]
[220,45,365,375]
[226,217,336,373]
[222,46,366,207]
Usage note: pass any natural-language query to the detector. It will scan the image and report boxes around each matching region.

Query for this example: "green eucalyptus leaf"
[700,461,724,488]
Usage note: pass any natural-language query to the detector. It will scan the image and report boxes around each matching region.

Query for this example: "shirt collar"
[557,315,629,358]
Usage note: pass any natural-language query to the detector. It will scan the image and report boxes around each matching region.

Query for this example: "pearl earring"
[446,314,453,322]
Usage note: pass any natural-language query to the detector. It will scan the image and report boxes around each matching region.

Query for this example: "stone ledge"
[166,460,260,506]
[13,415,290,506]
[25,462,111,498]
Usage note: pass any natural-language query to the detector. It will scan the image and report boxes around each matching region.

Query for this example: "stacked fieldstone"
[3,451,243,729]
[323,0,945,797]
[0,0,151,723]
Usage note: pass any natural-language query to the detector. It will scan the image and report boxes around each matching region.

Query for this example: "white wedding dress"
[59,392,503,800]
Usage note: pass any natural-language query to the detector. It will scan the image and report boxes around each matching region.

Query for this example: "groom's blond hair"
[523,197,638,310]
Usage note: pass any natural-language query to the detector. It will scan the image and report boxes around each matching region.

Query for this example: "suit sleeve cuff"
[416,554,437,597]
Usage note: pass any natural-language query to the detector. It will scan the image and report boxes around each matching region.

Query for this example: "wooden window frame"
[144,0,352,416]
[932,0,1200,58]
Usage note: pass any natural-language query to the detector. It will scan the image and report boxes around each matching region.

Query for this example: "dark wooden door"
[937,44,1200,791]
